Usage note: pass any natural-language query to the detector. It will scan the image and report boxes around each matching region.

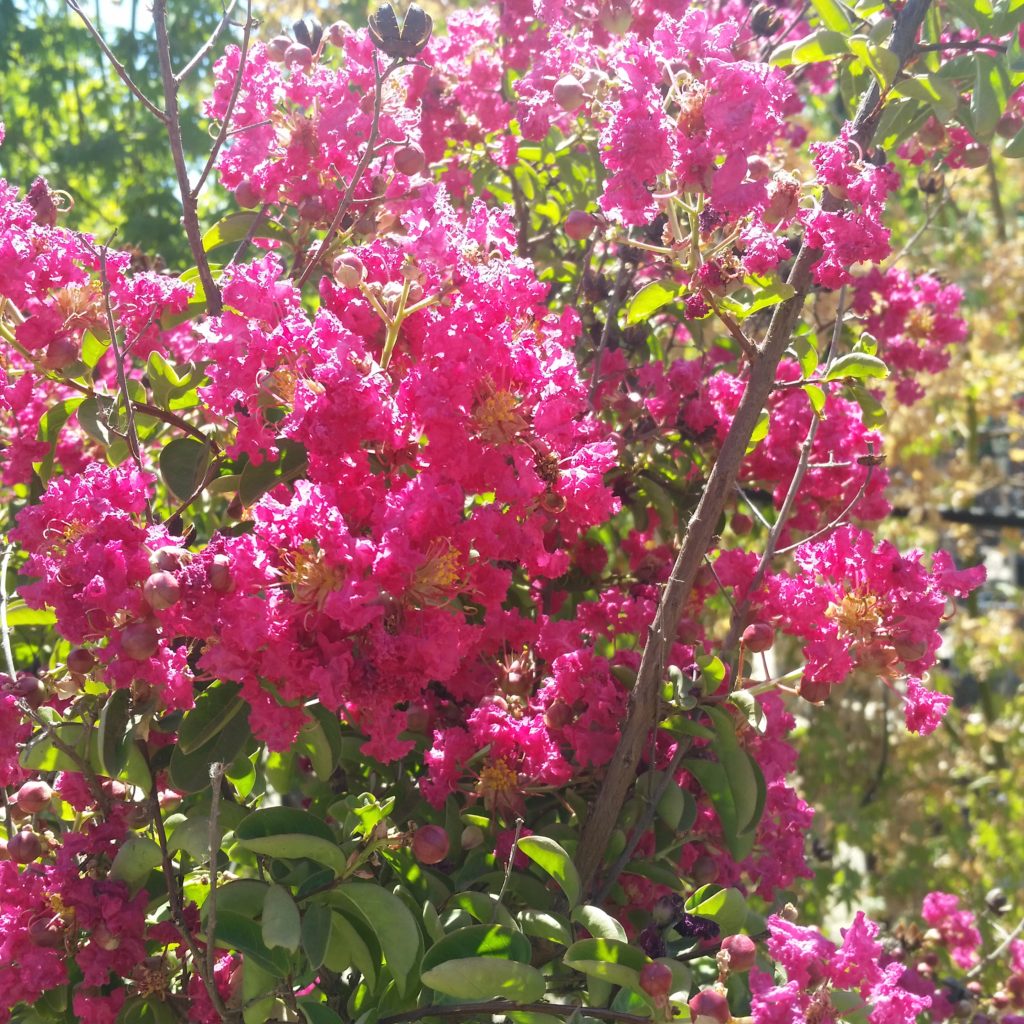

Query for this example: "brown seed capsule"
[751,3,783,36]
[368,3,433,60]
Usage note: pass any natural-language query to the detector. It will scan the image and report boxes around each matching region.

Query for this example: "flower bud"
[639,962,674,999]
[917,118,946,148]
[412,825,450,865]
[553,74,585,112]
[742,622,774,653]
[721,934,757,973]
[234,181,259,209]
[209,555,234,594]
[42,334,80,372]
[798,676,831,704]
[15,781,52,815]
[960,143,990,169]
[67,647,95,675]
[394,143,426,176]
[996,113,1022,140]
[326,21,349,47]
[12,673,47,709]
[143,571,181,611]
[8,829,43,864]
[333,253,367,289]
[121,621,160,661]
[292,16,323,52]
[565,210,598,241]
[692,853,719,885]
[266,35,292,61]
[688,988,730,1024]
[284,43,313,69]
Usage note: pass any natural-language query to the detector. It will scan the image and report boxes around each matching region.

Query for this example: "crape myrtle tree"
[0,1,1023,1023]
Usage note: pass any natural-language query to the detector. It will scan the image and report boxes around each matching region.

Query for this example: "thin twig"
[495,817,524,918]
[176,0,240,83]
[707,295,758,360]
[193,0,253,198]
[967,915,1024,979]
[295,54,402,287]
[0,546,17,682]
[152,0,223,315]
[589,251,636,402]
[65,0,166,121]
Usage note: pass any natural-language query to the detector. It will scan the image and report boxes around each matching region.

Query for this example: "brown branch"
[379,1003,651,1024]
[176,0,240,83]
[706,295,758,360]
[573,0,935,898]
[192,0,254,198]
[65,0,166,121]
[152,0,223,315]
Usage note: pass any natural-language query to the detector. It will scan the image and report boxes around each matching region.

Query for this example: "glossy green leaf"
[108,836,162,888]
[422,924,531,973]
[34,397,86,482]
[97,688,132,777]
[301,903,333,969]
[683,885,748,936]
[20,723,92,773]
[447,891,518,931]
[237,806,336,843]
[178,681,245,755]
[971,55,1003,141]
[517,835,581,907]
[421,957,546,1002]
[202,211,290,252]
[745,409,771,454]
[809,0,852,30]
[571,904,627,942]
[239,439,309,506]
[1,602,57,628]
[626,280,678,325]
[159,437,211,503]
[517,909,573,947]
[323,910,378,989]
[236,833,348,877]
[330,883,423,995]
[168,708,250,793]
[564,937,648,991]
[824,352,889,382]
[76,395,116,447]
[214,909,291,977]
[262,884,301,952]
[771,28,849,66]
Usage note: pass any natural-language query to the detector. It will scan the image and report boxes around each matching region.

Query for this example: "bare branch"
[152,0,223,315]
[177,0,240,84]
[65,0,166,121]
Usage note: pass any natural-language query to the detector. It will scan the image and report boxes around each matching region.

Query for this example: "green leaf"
[745,409,771,454]
[971,55,1004,142]
[421,924,531,973]
[517,835,581,908]
[517,909,573,947]
[77,395,116,447]
[159,437,211,503]
[330,883,423,995]
[80,330,111,371]
[848,36,900,89]
[20,723,92,773]
[302,904,334,969]
[2,601,57,628]
[771,28,850,67]
[202,211,290,252]
[848,384,887,426]
[421,958,546,1002]
[97,688,133,777]
[34,397,86,482]
[824,352,889,382]
[564,937,648,991]
[215,909,292,977]
[167,815,214,860]
[891,75,959,119]
[446,891,518,931]
[809,0,852,30]
[168,707,251,793]
[803,384,827,416]
[297,714,340,782]
[323,910,378,988]
[178,681,245,755]
[262,884,302,952]
[683,885,748,936]
[237,806,336,843]
[108,836,163,888]
[683,759,755,861]
[705,706,761,835]
[239,440,309,506]
[626,280,678,325]
[571,905,627,942]
[300,1003,345,1024]
[236,833,349,877]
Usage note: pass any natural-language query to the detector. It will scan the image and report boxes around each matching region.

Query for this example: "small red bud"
[412,825,450,865]
[67,647,95,675]
[15,781,52,815]
[798,676,832,704]
[42,335,80,372]
[209,555,234,594]
[996,113,1023,140]
[333,253,367,289]
[120,621,160,661]
[721,934,757,973]
[284,43,313,69]
[8,829,43,864]
[742,622,774,653]
[565,210,598,241]
[960,143,991,169]
[688,988,731,1024]
[266,35,292,61]
[393,143,426,176]
[234,181,259,209]
[731,513,753,535]
[553,74,585,112]
[639,962,674,999]
[143,571,181,611]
